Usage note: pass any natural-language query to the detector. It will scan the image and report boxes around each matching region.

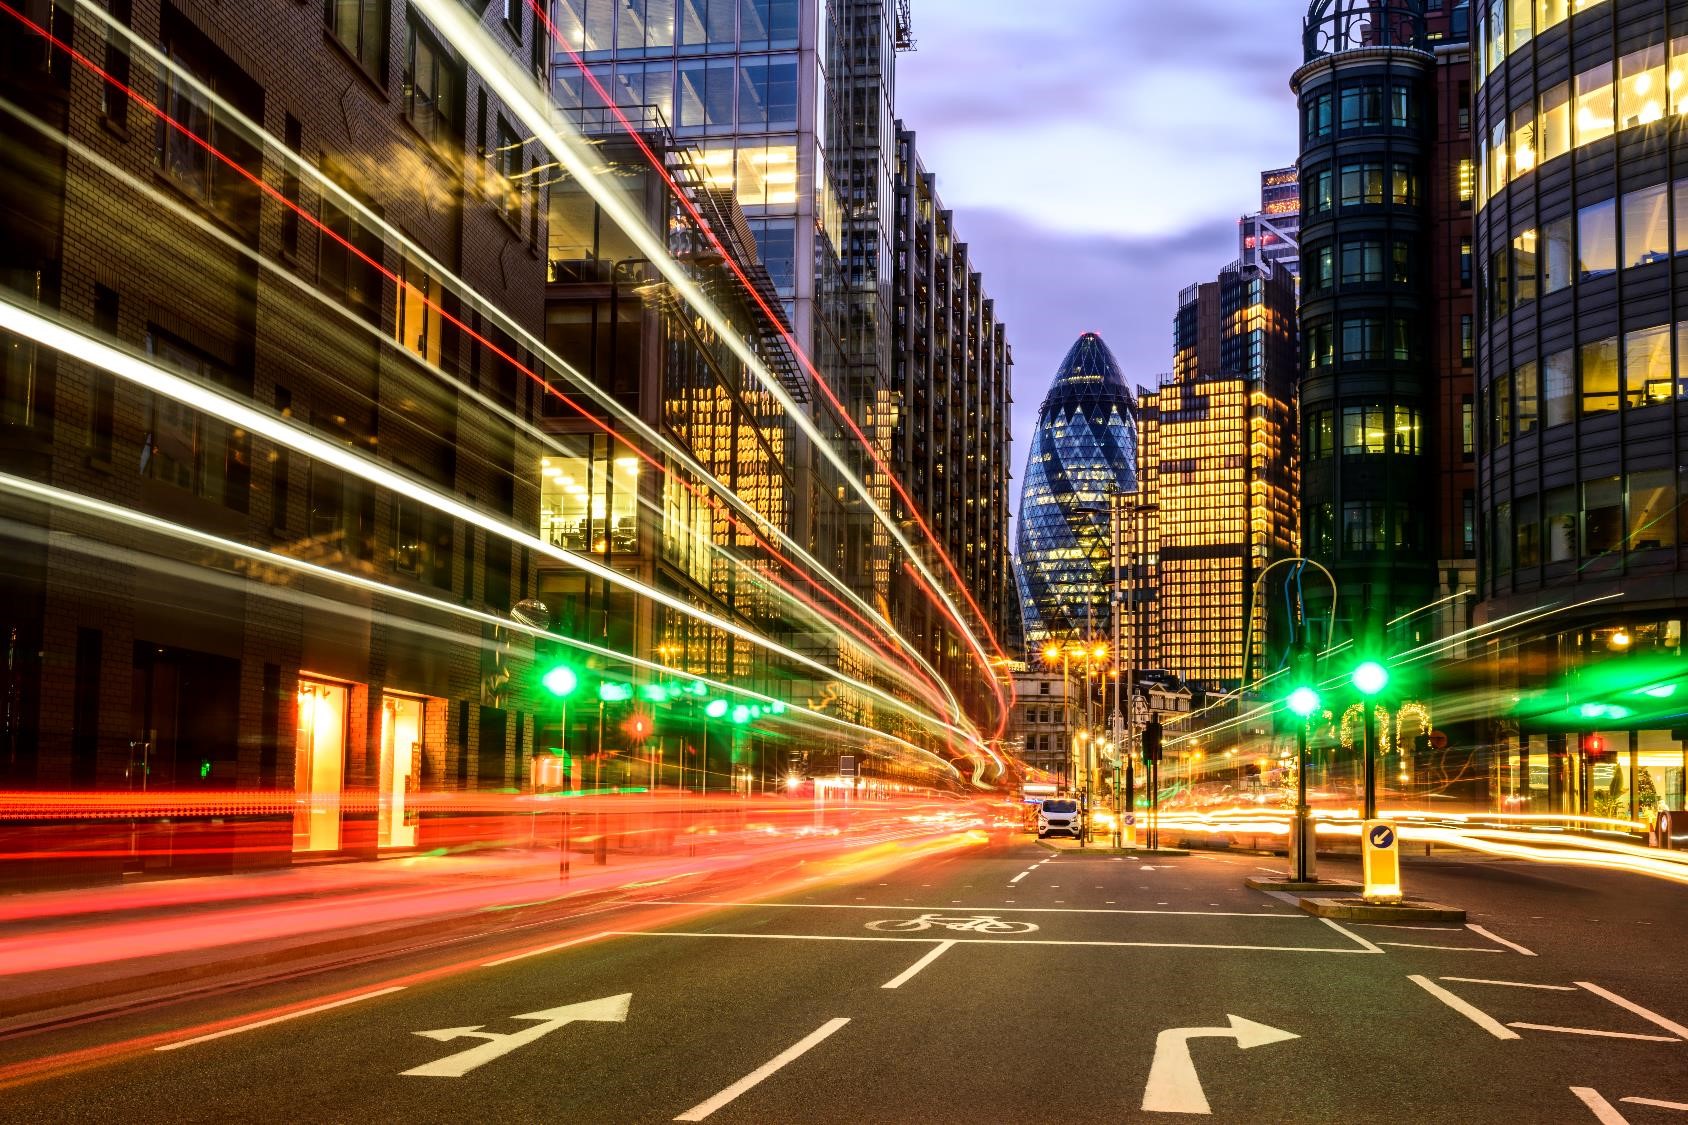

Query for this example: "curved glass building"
[1472,0,1688,813]
[1015,333,1139,647]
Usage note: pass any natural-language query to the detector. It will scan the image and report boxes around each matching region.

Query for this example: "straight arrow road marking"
[1141,1015,1298,1114]
[674,1018,850,1121]
[402,993,631,1078]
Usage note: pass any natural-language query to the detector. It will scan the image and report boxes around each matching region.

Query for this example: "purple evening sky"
[894,0,1308,525]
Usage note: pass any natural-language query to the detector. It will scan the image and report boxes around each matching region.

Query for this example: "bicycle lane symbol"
[864,914,1040,935]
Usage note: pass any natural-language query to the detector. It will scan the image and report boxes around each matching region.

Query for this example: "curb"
[1244,876,1362,893]
[1296,896,1467,923]
[1034,840,1189,856]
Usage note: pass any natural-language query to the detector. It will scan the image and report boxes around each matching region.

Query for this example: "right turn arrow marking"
[1141,1014,1299,1115]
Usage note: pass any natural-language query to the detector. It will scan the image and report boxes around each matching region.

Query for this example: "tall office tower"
[1016,334,1139,650]
[1136,263,1299,694]
[0,0,547,873]
[1294,0,1441,651]
[1471,0,1688,816]
[891,124,1014,720]
[1240,166,1304,282]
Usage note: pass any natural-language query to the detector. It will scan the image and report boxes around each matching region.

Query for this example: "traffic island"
[1244,875,1362,893]
[1296,896,1467,923]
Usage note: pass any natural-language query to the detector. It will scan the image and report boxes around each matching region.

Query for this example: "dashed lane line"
[154,986,407,1052]
[881,941,955,989]
[605,931,1376,954]
[673,1018,851,1121]
[635,900,1310,917]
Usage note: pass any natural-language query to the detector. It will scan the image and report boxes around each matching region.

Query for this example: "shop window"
[1545,485,1577,561]
[1510,101,1536,176]
[1339,161,1384,206]
[1574,61,1614,145]
[1516,493,1540,567]
[1392,404,1422,454]
[1577,198,1616,279]
[295,678,348,852]
[1622,183,1669,268]
[1492,372,1512,446]
[1304,91,1332,140]
[1542,215,1573,293]
[1543,348,1575,426]
[1618,44,1666,129]
[1340,239,1383,284]
[1539,80,1571,162]
[378,695,424,848]
[1341,403,1387,455]
[1513,230,1538,305]
[1580,336,1619,415]
[1623,324,1672,408]
[1628,469,1678,549]
[1583,475,1624,556]
[1515,360,1539,434]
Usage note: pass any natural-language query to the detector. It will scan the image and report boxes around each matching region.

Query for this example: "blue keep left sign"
[1368,824,1395,849]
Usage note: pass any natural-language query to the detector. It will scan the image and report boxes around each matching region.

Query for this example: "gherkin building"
[1015,333,1139,649]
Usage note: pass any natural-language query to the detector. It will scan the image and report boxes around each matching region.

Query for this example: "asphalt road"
[3,836,1687,1123]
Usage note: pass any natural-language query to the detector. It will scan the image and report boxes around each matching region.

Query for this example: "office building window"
[319,172,383,321]
[1583,475,1623,556]
[1304,318,1333,368]
[1618,44,1666,130]
[1515,360,1538,434]
[1390,162,1419,206]
[395,257,442,364]
[1492,499,1513,573]
[1461,314,1474,363]
[1628,469,1677,549]
[101,0,132,125]
[1546,485,1577,562]
[1461,396,1474,457]
[1577,198,1616,279]
[1305,91,1332,140]
[1542,214,1573,293]
[142,329,251,512]
[1392,404,1421,454]
[1303,165,1333,214]
[1623,324,1672,408]
[677,56,736,131]
[1341,316,1383,362]
[1339,161,1384,206]
[1457,156,1475,204]
[1543,348,1575,427]
[1574,61,1615,146]
[1490,244,1511,317]
[1462,491,1476,554]
[1342,501,1387,553]
[736,55,797,130]
[1513,229,1538,305]
[405,16,462,149]
[1308,241,1334,293]
[1459,237,1473,286]
[1539,80,1571,162]
[1341,403,1387,455]
[1622,183,1670,268]
[1580,336,1619,415]
[1340,239,1383,285]
[740,0,799,50]
[1516,493,1540,567]
[1307,409,1334,459]
[326,0,386,77]
[1340,83,1384,129]
[1492,372,1511,446]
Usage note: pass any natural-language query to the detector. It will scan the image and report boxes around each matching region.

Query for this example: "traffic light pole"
[1362,704,1377,821]
[1294,718,1311,883]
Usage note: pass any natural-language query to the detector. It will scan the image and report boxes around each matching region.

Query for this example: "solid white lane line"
[1572,1087,1633,1125]
[605,931,1367,953]
[1440,977,1577,991]
[482,931,610,967]
[1352,923,1464,932]
[1621,1096,1688,1111]
[635,900,1304,917]
[674,1018,850,1121]
[1577,981,1688,1040]
[1468,924,1536,956]
[1317,916,1384,954]
[881,940,955,989]
[155,987,407,1051]
[1407,975,1520,1040]
[1510,1023,1679,1043]
[1376,942,1504,953]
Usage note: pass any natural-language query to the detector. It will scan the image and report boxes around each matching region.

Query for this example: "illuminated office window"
[1623,324,1672,408]
[1618,44,1666,129]
[1574,61,1614,146]
[1580,335,1619,415]
[1539,81,1571,162]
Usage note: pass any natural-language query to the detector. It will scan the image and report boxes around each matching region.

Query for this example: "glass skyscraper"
[1015,333,1139,648]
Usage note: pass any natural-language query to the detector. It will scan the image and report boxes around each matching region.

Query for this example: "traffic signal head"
[730,704,752,725]
[705,698,729,719]
[1286,686,1321,718]
[1352,661,1389,697]
[598,681,633,703]
[1582,734,1609,760]
[639,683,670,704]
[1142,719,1164,762]
[541,664,579,698]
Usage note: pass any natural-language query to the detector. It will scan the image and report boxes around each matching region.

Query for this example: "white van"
[1037,798,1082,839]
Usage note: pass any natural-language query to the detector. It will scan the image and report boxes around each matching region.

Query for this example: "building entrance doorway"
[379,694,423,848]
[294,677,347,852]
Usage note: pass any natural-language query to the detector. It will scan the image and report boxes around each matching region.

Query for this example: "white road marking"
[636,900,1305,918]
[1141,1015,1299,1114]
[155,987,407,1051]
[1468,924,1536,956]
[1407,974,1520,1040]
[1352,923,1463,932]
[1008,872,1029,884]
[1577,982,1688,1040]
[1316,916,1383,954]
[1510,1023,1679,1043]
[1573,1088,1633,1124]
[674,1018,851,1121]
[881,941,955,989]
[403,994,632,1078]
[1376,942,1504,953]
[606,931,1371,954]
[1622,1096,1688,1111]
[482,931,609,967]
[1440,977,1576,991]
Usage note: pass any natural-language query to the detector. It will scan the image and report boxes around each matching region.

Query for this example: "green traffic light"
[705,698,729,719]
[769,700,786,714]
[598,681,633,703]
[639,683,670,703]
[1352,661,1389,697]
[688,682,710,697]
[731,704,751,725]
[541,665,579,698]
[1286,686,1321,717]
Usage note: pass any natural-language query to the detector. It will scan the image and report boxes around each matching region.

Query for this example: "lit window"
[1515,360,1539,434]
[1576,198,1616,279]
[1618,44,1666,129]
[1580,335,1619,415]
[1622,324,1672,407]
[1542,214,1574,293]
[1341,403,1387,455]
[1671,36,1688,115]
[1510,102,1535,176]
[1543,348,1575,426]
[1536,0,1567,34]
[1457,157,1475,203]
[1622,183,1669,268]
[1628,469,1678,549]
[394,258,442,364]
[1508,0,1531,49]
[1392,405,1421,454]
[1574,61,1614,146]
[1339,161,1384,206]
[1512,229,1538,305]
[1539,80,1571,162]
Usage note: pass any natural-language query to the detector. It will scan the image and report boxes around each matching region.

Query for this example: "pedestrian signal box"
[1361,819,1402,904]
